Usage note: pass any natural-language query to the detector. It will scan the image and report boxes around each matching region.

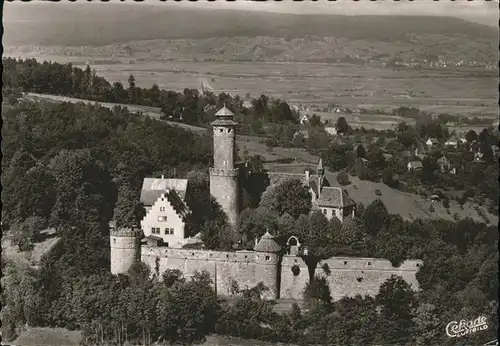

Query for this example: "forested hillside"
[4,3,496,45]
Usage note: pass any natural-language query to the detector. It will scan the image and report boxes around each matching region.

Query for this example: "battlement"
[142,246,280,265]
[281,255,423,271]
[110,227,141,237]
[318,257,423,271]
[209,167,239,177]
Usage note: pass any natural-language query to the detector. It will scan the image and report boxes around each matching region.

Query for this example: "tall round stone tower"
[209,105,239,229]
[254,231,282,300]
[110,225,141,275]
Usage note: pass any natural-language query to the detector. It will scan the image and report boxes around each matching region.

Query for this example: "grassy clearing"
[11,327,83,346]
[1,235,61,268]
[326,172,498,224]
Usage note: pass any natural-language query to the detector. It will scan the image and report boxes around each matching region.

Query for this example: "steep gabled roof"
[140,177,188,205]
[317,187,355,208]
[164,189,191,221]
[408,161,423,168]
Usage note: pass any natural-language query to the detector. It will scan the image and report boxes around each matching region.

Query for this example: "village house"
[324,127,338,136]
[407,161,423,172]
[425,138,439,148]
[437,156,451,173]
[299,113,310,124]
[316,186,356,222]
[444,136,458,148]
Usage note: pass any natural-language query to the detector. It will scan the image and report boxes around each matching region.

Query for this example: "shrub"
[442,198,450,209]
[337,171,350,186]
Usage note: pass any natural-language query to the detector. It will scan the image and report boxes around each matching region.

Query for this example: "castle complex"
[110,105,423,301]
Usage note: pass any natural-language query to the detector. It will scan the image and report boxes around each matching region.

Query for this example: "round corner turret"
[110,225,141,275]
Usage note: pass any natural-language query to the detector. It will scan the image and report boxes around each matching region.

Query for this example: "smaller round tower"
[254,231,282,300]
[110,226,141,275]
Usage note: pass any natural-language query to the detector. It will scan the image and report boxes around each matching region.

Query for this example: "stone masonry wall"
[280,255,422,301]
[110,234,140,275]
[209,170,239,229]
[141,246,280,300]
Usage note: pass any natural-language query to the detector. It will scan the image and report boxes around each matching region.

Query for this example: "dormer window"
[265,256,270,261]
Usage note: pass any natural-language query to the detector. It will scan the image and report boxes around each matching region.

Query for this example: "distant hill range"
[3,3,497,66]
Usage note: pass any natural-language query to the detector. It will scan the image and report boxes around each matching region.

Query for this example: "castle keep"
[110,105,423,301]
[209,106,239,229]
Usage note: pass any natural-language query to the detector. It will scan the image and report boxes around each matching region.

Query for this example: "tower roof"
[215,105,234,117]
[254,231,281,253]
[212,105,237,126]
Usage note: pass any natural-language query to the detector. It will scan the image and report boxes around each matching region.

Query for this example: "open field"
[10,55,498,118]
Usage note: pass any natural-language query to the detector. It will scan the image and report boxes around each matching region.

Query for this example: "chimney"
[305,170,310,182]
[161,174,164,179]
[254,237,258,248]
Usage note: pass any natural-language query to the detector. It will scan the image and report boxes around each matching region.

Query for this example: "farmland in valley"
[10,55,498,121]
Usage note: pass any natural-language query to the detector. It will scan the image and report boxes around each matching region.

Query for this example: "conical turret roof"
[215,105,234,117]
[254,231,281,253]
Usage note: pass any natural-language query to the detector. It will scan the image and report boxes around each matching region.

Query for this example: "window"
[113,238,116,244]
[219,128,223,133]
[158,216,167,222]
[323,208,327,214]
[164,228,169,235]
[368,262,372,266]
[265,256,270,261]
[344,261,348,265]
[160,206,165,212]
[170,228,174,235]
[151,227,160,234]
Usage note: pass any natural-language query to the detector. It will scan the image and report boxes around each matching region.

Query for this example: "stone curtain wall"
[139,246,422,301]
[280,255,422,301]
[141,246,280,300]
